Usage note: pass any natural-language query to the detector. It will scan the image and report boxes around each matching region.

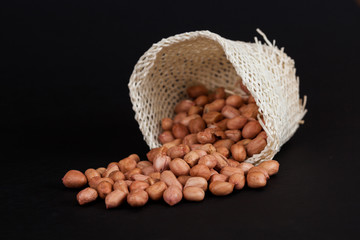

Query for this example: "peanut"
[227,116,248,130]
[216,146,229,158]
[169,158,190,176]
[97,181,113,199]
[184,177,208,191]
[194,95,209,106]
[227,159,241,168]
[103,165,120,178]
[173,112,187,123]
[188,117,206,133]
[161,118,173,131]
[247,172,267,188]
[153,154,171,172]
[214,118,229,131]
[84,168,101,182]
[163,185,182,206]
[213,139,234,150]
[184,151,201,167]
[190,164,211,180]
[178,175,192,186]
[229,173,245,190]
[159,131,175,144]
[118,158,137,173]
[209,174,228,183]
[224,130,241,142]
[113,180,129,194]
[128,154,140,163]
[212,152,229,170]
[109,170,125,182]
[182,134,199,146]
[77,187,98,205]
[220,166,244,177]
[238,162,254,174]
[172,123,189,139]
[160,170,183,190]
[127,189,149,207]
[129,180,149,191]
[96,167,106,176]
[183,187,205,201]
[146,181,167,201]
[204,99,225,113]
[214,87,226,99]
[230,144,247,162]
[198,154,217,169]
[167,144,190,159]
[175,99,195,113]
[180,114,201,126]
[221,105,240,119]
[248,166,269,179]
[246,136,267,157]
[226,95,244,108]
[197,130,216,144]
[187,85,208,98]
[239,103,258,119]
[141,166,155,176]
[62,170,87,188]
[258,160,279,176]
[209,181,234,196]
[105,190,127,209]
[242,121,262,139]
[202,111,223,124]
[188,105,203,115]
[125,168,142,180]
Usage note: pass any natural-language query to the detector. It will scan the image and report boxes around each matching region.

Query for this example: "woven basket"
[128,30,307,165]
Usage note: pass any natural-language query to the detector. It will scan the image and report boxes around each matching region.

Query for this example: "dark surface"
[1,0,360,239]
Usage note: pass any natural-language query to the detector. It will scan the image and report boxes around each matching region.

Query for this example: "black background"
[1,0,360,239]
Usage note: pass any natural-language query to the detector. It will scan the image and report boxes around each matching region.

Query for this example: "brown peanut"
[184,177,208,191]
[221,105,240,119]
[141,166,155,176]
[226,95,244,108]
[169,158,190,176]
[184,151,201,167]
[227,159,241,168]
[246,136,267,157]
[118,158,137,173]
[161,118,173,131]
[96,167,106,176]
[62,170,87,188]
[204,99,225,113]
[183,187,205,201]
[167,144,190,159]
[129,180,149,191]
[220,166,244,177]
[258,160,279,176]
[180,114,201,126]
[214,87,226,99]
[182,134,199,146]
[97,181,113,199]
[84,168,101,182]
[216,146,229,158]
[125,168,142,180]
[227,116,248,130]
[77,187,98,205]
[229,173,245,190]
[113,180,129,194]
[194,95,209,106]
[224,130,241,142]
[212,152,229,170]
[160,170,183,190]
[197,130,216,144]
[105,190,127,209]
[188,117,206,133]
[159,131,174,144]
[173,112,187,123]
[213,139,234,150]
[239,103,258,118]
[109,170,125,182]
[248,166,269,179]
[187,85,208,98]
[153,154,171,172]
[146,181,167,201]
[172,123,189,139]
[198,154,217,169]
[202,111,223,124]
[238,162,254,174]
[209,181,234,196]
[188,106,203,115]
[190,164,211,180]
[127,189,149,207]
[210,174,228,183]
[178,175,192,186]
[163,185,183,206]
[175,100,195,113]
[247,172,267,188]
[230,144,247,162]
[242,121,262,139]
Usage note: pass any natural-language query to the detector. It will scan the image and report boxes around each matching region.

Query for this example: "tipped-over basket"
[128,30,307,165]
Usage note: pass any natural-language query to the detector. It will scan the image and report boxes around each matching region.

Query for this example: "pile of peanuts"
[62,85,280,209]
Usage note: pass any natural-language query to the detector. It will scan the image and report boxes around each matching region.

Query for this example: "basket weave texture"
[128,30,307,165]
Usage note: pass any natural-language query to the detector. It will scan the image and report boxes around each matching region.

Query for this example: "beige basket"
[128,30,307,165]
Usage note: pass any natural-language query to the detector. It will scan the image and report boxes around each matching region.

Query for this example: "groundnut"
[204,99,225,113]
[182,134,199,146]
[118,158,137,173]
[224,130,241,142]
[77,187,98,205]
[129,181,149,191]
[105,190,127,209]
[109,170,125,182]
[227,116,248,130]
[188,117,206,133]
[146,181,167,201]
[96,167,106,176]
[221,105,240,119]
[172,123,189,139]
[131,174,149,182]
[97,181,113,199]
[103,165,120,178]
[202,111,223,124]
[161,118,173,131]
[141,166,155,176]
[127,189,149,207]
[149,172,161,181]
[257,131,267,139]
[184,151,201,167]
[230,144,247,162]
[258,160,280,176]
[163,186,183,206]
[167,144,190,159]
[113,180,129,194]
[229,173,245,190]
[239,103,258,119]
[159,131,175,144]
[227,159,241,168]
[210,174,228,183]
[183,187,205,201]
[178,175,192,186]
[188,106,203,115]
[153,154,171,172]
[226,95,244,108]
[194,95,209,106]
[62,170,87,188]
[248,166,269,179]
[220,166,244,177]
[247,172,267,188]
[198,155,217,169]
[175,100,195,113]
[199,144,217,154]
[160,170,183,190]
[88,176,112,189]
[214,118,229,131]
[209,181,234,196]
[84,168,101,182]
[187,85,208,98]
[180,114,201,127]
[242,121,262,139]
[184,177,208,191]
[173,112,187,124]
[146,147,161,162]
[107,162,119,169]
[163,139,182,149]
[237,139,252,146]
[125,180,133,186]
[238,162,254,174]
[197,130,216,144]
[214,87,226,99]
[216,146,229,158]
[212,152,229,170]
[169,158,190,176]
[213,139,234,150]
[190,164,211,180]
[125,168,142,180]
[246,136,267,157]
[128,154,140,163]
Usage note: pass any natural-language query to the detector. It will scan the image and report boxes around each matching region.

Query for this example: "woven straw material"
[128,30,307,165]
